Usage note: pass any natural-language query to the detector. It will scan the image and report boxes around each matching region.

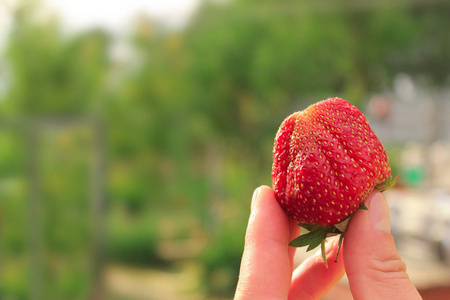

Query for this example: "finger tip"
[366,189,385,206]
[251,187,261,211]
[251,185,275,210]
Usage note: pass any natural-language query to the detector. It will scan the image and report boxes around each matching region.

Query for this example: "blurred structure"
[0,117,106,299]
[367,85,450,189]
[367,88,450,145]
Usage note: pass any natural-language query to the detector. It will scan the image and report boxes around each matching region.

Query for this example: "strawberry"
[272,97,398,265]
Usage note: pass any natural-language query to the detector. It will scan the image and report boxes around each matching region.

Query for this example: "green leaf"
[359,203,368,210]
[289,227,330,251]
[290,226,345,265]
[375,175,400,193]
[297,223,323,232]
[334,234,345,263]
[321,240,328,268]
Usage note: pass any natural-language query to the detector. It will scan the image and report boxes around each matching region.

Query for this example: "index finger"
[235,186,293,300]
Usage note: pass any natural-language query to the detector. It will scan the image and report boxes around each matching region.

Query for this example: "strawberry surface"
[272,97,391,227]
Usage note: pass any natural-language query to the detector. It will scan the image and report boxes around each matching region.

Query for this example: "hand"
[235,186,422,300]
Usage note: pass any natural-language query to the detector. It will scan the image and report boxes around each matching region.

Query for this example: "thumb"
[343,191,422,300]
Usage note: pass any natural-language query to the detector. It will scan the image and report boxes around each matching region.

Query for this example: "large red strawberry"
[272,97,397,264]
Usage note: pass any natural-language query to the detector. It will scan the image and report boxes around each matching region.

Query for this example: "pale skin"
[235,186,422,300]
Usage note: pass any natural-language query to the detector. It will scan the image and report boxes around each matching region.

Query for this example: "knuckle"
[367,250,409,281]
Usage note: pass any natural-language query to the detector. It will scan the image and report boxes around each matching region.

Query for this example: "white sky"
[0,0,201,91]
[0,0,200,39]
[45,0,201,31]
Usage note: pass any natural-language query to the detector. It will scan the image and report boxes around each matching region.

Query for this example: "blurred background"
[0,0,449,299]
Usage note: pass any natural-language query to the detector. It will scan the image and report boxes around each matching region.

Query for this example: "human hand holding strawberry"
[235,186,421,300]
[235,98,421,299]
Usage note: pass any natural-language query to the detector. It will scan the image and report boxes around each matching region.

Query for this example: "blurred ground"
[105,263,203,300]
[104,188,450,300]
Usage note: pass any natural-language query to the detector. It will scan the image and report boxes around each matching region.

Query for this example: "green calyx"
[289,221,347,268]
[375,175,400,193]
[289,175,399,267]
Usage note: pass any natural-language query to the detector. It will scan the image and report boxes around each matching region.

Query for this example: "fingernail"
[368,191,391,233]
[251,187,261,212]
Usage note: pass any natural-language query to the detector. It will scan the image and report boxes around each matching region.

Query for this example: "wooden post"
[90,116,106,300]
[26,120,42,300]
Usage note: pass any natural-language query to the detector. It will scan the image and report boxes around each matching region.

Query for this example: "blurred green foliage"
[0,0,449,298]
